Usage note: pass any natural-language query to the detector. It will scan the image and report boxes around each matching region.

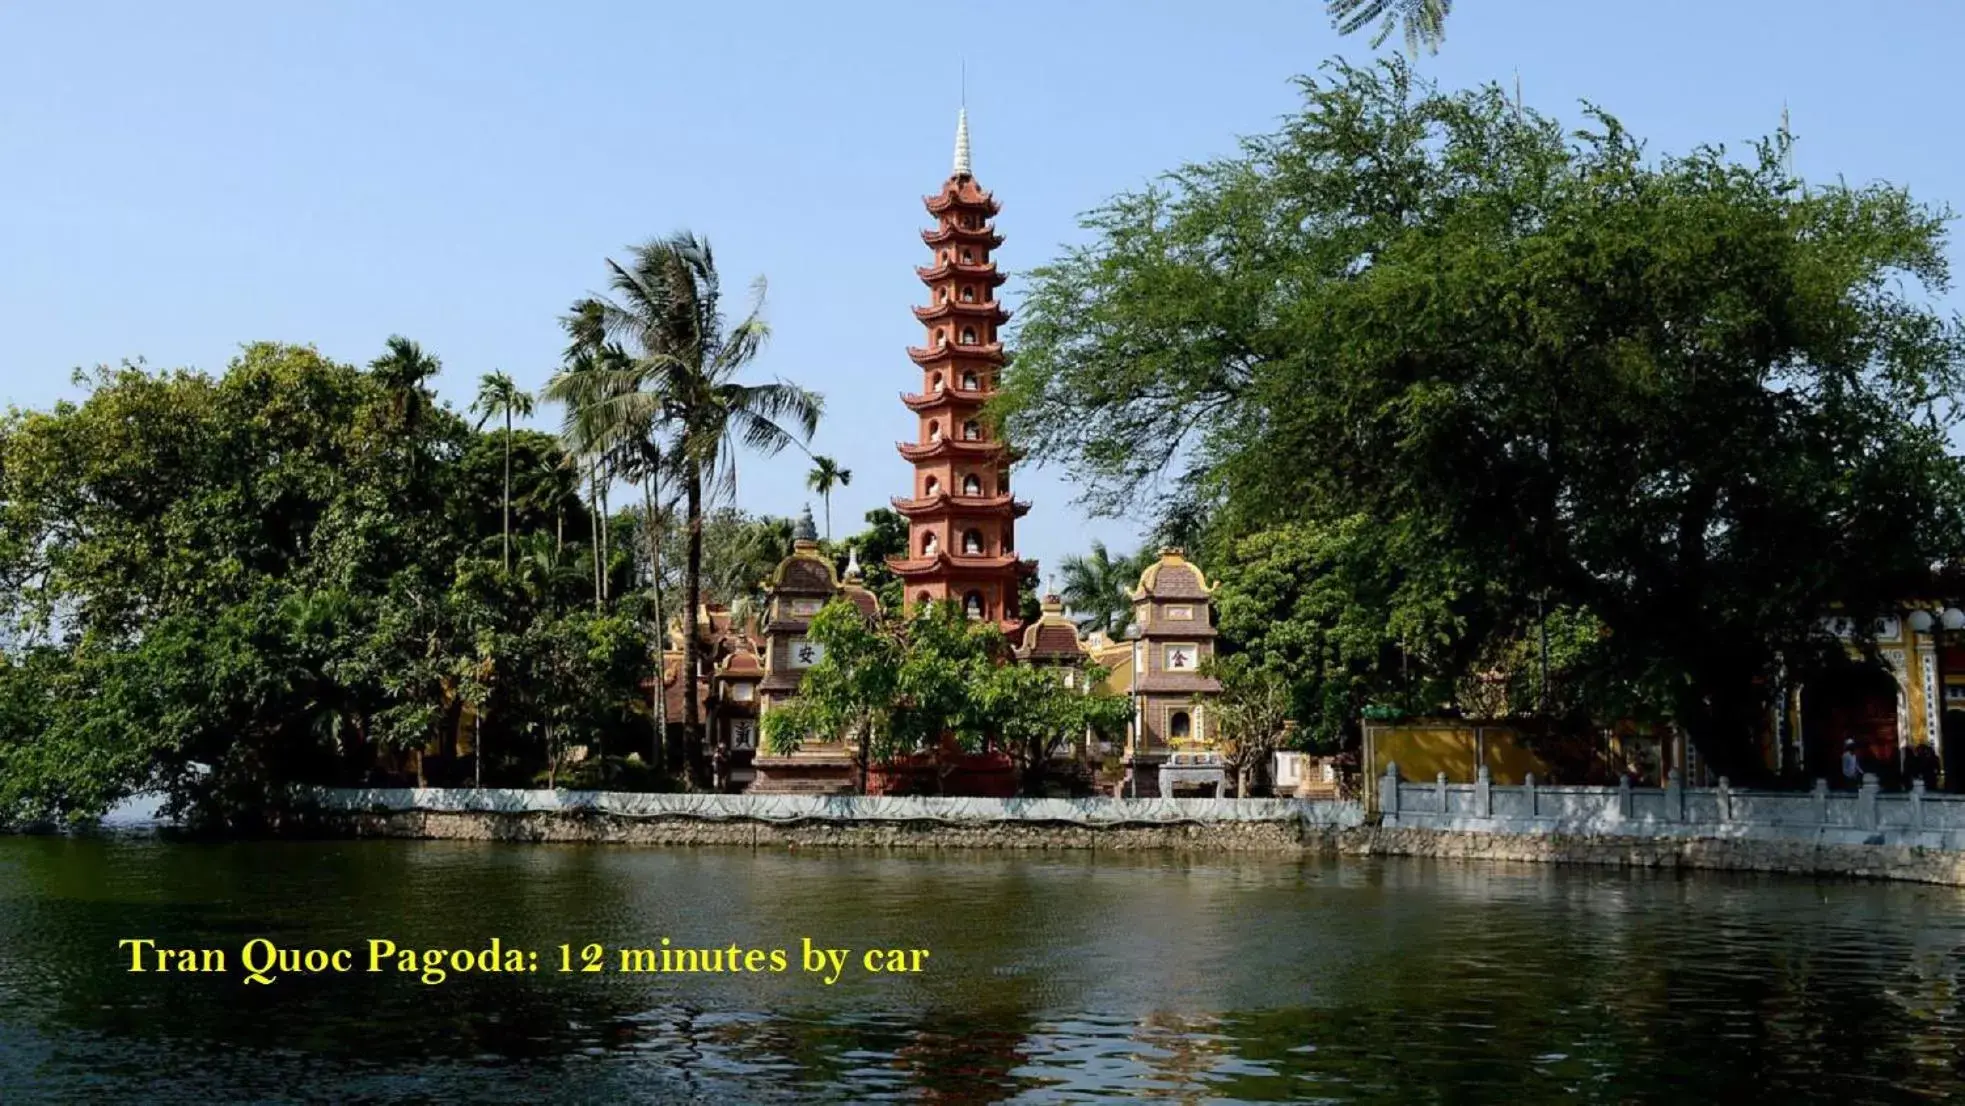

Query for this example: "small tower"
[888,108,1036,634]
[747,518,857,794]
[1121,548,1225,797]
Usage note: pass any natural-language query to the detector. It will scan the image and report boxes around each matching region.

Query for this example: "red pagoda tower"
[887,109,1037,633]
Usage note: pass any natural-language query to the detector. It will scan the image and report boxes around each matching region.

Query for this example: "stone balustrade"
[1376,763,1965,848]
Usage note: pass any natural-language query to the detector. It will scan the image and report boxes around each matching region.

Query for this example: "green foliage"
[1328,0,1451,55]
[544,232,823,788]
[1000,59,1965,776]
[805,455,851,540]
[827,507,907,613]
[1056,540,1148,637]
[0,341,658,826]
[763,601,1129,794]
[1206,656,1296,794]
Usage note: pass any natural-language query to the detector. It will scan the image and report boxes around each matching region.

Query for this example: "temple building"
[747,508,866,794]
[886,109,1038,634]
[1114,549,1226,797]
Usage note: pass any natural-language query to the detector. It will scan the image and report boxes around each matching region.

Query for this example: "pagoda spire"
[953,108,972,179]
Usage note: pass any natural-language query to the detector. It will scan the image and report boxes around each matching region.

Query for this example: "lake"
[1,835,1962,1103]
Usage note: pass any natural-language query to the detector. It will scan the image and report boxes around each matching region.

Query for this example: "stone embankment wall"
[298,785,1965,884]
[301,789,1359,853]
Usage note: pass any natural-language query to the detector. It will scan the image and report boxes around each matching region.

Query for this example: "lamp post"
[1907,605,1965,791]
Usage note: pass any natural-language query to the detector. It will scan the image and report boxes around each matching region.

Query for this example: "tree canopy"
[997,59,1965,777]
[0,342,652,826]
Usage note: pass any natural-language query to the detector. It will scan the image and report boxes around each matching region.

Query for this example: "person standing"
[1841,739,1864,788]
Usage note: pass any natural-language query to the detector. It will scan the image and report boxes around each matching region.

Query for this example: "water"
[2,836,1964,1103]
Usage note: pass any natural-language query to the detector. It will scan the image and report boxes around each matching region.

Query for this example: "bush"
[530,756,680,793]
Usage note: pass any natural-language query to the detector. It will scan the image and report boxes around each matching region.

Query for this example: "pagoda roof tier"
[895,437,1017,463]
[925,178,1000,216]
[912,300,1011,325]
[907,341,1005,368]
[916,260,1007,286]
[890,492,1032,519]
[922,223,1004,249]
[900,386,991,413]
[885,551,1038,577]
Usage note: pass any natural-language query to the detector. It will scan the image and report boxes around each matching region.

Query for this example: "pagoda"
[886,109,1037,634]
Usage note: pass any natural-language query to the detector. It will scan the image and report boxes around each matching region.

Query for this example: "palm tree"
[548,307,667,762]
[470,371,536,573]
[1058,541,1147,637]
[806,455,852,540]
[546,232,822,789]
[1328,0,1451,54]
[367,336,442,489]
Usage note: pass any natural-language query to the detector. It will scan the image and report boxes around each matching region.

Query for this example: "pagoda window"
[962,248,975,264]
[916,591,933,607]
[962,529,984,555]
[1170,710,1192,741]
[960,370,978,390]
[923,476,940,497]
[960,326,977,345]
[1001,527,1013,551]
[962,474,982,496]
[961,286,976,303]
[922,532,939,556]
[936,329,947,348]
[939,287,949,303]
[962,420,982,441]
[963,592,985,620]
[931,372,945,392]
[927,421,942,442]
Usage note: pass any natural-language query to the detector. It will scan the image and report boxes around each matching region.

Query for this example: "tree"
[806,455,852,540]
[998,59,1965,780]
[1208,657,1296,797]
[765,601,1129,795]
[976,660,1132,795]
[1057,540,1147,637]
[1328,0,1452,55]
[0,340,663,826]
[546,233,822,789]
[469,372,536,574]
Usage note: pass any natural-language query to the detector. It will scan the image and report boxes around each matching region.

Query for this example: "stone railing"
[1377,763,1965,847]
[301,788,1365,829]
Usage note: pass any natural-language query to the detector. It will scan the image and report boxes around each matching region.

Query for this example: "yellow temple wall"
[1364,723,1558,787]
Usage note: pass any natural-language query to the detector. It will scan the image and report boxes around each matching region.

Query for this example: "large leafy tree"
[545,233,822,789]
[765,601,1130,795]
[998,59,1965,780]
[0,341,644,826]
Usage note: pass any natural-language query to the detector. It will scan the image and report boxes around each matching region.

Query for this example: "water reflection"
[2,837,1965,1102]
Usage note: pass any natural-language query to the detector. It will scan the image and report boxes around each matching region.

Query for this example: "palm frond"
[1327,0,1450,54]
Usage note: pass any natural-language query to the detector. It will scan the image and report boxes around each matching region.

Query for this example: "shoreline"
[297,805,1965,886]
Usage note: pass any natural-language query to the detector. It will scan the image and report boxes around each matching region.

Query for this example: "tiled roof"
[1132,549,1217,601]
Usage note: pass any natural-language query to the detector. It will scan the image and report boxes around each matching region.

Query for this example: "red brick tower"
[888,109,1036,634]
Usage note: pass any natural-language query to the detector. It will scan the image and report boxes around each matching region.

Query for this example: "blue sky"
[3,1,1962,582]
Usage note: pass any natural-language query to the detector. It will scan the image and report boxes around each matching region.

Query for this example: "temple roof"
[767,539,839,594]
[1131,548,1218,601]
[1017,595,1088,661]
[890,491,1030,519]
[895,437,1014,463]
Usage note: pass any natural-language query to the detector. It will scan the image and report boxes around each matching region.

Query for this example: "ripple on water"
[4,840,1965,1102]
